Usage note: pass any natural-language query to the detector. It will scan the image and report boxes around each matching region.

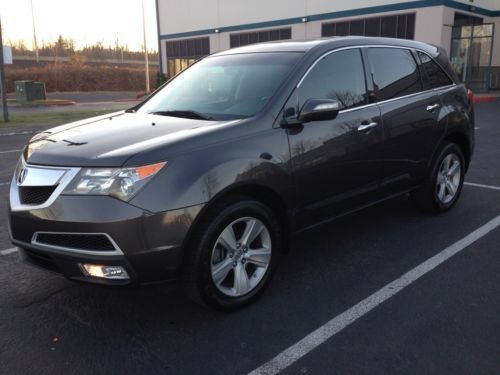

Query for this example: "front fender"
[130,129,293,213]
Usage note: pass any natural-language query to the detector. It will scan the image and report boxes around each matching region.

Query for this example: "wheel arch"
[443,131,471,171]
[180,182,294,272]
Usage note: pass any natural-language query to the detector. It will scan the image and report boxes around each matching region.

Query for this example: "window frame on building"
[230,27,292,48]
[321,13,416,40]
[165,37,210,78]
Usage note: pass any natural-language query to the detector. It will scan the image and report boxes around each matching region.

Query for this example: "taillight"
[467,89,474,106]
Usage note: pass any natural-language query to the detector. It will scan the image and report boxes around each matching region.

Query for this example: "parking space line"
[1,248,18,256]
[0,149,23,154]
[0,182,10,186]
[465,182,500,191]
[249,214,500,375]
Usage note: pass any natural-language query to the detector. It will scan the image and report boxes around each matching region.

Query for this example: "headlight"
[63,162,166,201]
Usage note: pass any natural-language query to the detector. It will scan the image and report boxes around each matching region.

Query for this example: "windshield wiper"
[149,110,214,121]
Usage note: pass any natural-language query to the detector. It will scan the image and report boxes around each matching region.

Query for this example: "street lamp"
[0,16,9,122]
[141,0,150,93]
[30,0,39,63]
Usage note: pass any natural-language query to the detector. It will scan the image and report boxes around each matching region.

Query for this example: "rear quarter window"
[417,51,453,90]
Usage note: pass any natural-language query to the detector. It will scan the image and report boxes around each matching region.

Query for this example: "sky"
[0,0,159,52]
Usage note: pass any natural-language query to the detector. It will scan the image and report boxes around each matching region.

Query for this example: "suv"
[9,37,474,310]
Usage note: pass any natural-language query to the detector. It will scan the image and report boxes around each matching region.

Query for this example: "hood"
[24,112,235,167]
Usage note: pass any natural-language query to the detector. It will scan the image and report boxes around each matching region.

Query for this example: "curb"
[43,101,77,107]
[18,100,77,107]
[473,96,500,104]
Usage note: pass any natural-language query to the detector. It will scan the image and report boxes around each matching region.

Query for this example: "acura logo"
[17,168,28,185]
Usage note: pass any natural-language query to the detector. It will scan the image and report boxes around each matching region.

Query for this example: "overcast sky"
[0,0,159,52]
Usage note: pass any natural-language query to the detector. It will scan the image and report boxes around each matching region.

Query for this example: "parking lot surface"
[0,102,499,374]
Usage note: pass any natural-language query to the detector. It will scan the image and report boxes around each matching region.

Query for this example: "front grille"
[35,233,117,252]
[19,185,57,205]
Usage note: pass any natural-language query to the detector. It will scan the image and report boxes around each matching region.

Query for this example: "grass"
[0,109,116,131]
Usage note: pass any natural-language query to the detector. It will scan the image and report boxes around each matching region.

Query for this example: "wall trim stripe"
[159,0,499,40]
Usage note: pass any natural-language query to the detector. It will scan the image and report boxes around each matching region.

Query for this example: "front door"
[285,48,385,228]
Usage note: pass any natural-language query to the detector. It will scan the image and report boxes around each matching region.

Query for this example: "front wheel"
[412,142,465,213]
[183,196,281,310]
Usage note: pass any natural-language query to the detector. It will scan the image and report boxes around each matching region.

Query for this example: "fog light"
[79,263,130,280]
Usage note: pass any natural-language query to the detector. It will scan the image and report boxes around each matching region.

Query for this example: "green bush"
[5,64,158,92]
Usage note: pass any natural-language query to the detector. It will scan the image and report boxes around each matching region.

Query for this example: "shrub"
[5,64,158,92]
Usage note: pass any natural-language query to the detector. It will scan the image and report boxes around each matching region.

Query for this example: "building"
[155,0,500,91]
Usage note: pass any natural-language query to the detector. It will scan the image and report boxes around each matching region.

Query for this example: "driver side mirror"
[298,99,340,123]
[281,98,341,128]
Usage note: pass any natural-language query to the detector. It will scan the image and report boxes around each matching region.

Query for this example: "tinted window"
[381,16,397,37]
[368,48,422,101]
[230,27,292,48]
[336,21,349,36]
[322,13,415,40]
[298,49,367,111]
[365,18,381,37]
[418,51,453,89]
[350,20,364,35]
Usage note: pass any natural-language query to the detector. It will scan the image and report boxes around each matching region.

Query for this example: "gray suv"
[9,37,474,309]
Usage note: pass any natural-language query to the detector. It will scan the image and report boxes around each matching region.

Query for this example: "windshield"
[138,52,302,121]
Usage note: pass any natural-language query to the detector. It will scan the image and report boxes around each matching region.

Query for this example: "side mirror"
[298,99,340,123]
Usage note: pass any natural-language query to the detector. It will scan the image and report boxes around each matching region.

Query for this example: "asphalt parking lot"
[0,102,499,374]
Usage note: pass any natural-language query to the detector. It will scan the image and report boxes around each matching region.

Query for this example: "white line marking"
[465,182,500,191]
[0,149,23,154]
[0,182,10,186]
[249,214,500,375]
[1,247,18,256]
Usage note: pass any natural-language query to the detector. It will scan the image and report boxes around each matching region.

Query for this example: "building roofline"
[159,0,500,41]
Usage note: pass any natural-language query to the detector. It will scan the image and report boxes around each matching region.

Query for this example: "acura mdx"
[8,37,474,309]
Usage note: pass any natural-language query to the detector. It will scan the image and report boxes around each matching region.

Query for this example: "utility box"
[15,80,46,102]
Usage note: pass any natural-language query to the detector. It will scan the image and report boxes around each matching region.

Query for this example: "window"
[417,51,453,89]
[322,13,415,40]
[297,49,367,111]
[381,16,397,38]
[368,48,422,101]
[166,37,210,77]
[139,53,302,120]
[230,28,291,48]
[365,18,381,37]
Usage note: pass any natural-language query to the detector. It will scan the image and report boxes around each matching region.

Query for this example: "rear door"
[366,47,445,192]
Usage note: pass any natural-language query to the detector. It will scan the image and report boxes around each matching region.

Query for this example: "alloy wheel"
[436,153,462,204]
[210,217,272,297]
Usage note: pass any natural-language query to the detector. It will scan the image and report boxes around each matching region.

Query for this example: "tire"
[411,142,465,213]
[182,195,281,310]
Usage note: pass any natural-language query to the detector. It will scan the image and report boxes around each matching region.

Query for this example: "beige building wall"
[157,0,500,76]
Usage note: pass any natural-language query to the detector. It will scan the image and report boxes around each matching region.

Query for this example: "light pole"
[0,16,9,122]
[141,0,150,93]
[30,0,39,63]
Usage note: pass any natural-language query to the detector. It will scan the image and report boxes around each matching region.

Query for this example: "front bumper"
[9,194,204,285]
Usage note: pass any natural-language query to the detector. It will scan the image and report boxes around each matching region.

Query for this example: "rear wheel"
[412,142,465,213]
[183,196,281,310]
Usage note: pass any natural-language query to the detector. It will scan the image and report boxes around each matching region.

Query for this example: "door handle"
[426,103,440,112]
[357,122,378,132]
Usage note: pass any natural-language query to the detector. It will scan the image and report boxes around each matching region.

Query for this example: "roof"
[212,36,440,57]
